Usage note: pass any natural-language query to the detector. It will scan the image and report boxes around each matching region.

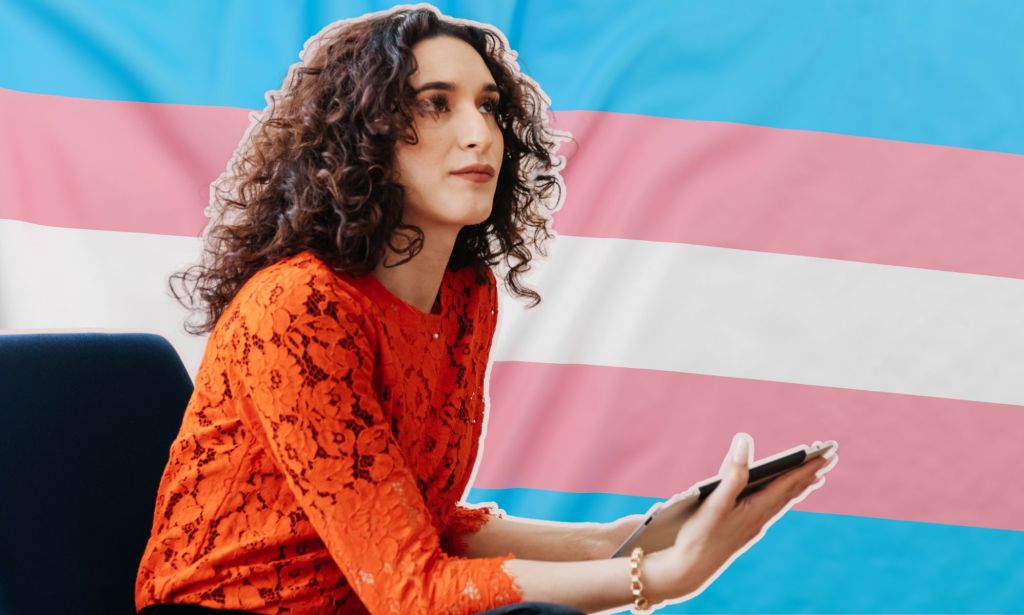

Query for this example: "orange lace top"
[135,250,524,614]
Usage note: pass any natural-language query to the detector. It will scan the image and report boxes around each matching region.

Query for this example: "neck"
[372,224,459,315]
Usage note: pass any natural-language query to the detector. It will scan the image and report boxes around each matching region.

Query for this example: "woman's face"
[394,35,504,235]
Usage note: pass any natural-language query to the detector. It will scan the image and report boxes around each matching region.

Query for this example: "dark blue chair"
[0,332,193,615]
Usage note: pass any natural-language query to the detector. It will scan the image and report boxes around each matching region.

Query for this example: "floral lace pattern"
[135,251,523,614]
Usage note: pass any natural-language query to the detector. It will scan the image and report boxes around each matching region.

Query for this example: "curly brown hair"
[171,4,568,335]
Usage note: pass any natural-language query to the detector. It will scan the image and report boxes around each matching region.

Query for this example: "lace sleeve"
[228,275,524,613]
[440,502,508,557]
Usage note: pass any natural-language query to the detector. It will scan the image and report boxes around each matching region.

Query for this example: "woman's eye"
[423,94,449,113]
[480,99,500,114]
[417,95,500,117]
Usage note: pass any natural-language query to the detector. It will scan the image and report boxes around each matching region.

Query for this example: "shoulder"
[449,263,497,308]
[219,251,378,343]
[448,263,498,343]
[451,262,496,293]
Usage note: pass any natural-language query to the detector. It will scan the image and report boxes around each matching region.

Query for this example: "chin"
[452,201,493,227]
[469,206,493,226]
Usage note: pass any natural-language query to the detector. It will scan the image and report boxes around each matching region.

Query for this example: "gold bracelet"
[629,546,653,612]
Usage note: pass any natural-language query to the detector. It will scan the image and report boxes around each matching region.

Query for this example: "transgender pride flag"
[2,1,1023,612]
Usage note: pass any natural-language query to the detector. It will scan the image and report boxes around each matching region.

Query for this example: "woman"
[135,5,835,614]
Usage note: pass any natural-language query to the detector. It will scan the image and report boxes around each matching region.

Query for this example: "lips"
[452,172,493,183]
[451,163,496,182]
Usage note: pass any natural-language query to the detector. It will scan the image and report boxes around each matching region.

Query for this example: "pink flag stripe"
[550,110,1024,280]
[4,88,1024,278]
[0,87,246,236]
[475,360,1024,532]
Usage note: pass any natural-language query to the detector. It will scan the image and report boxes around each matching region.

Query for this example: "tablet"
[610,440,837,558]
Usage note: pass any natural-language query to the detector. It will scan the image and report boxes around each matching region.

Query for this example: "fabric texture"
[137,601,584,615]
[136,250,523,614]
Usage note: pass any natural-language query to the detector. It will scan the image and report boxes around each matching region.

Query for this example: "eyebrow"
[413,81,500,96]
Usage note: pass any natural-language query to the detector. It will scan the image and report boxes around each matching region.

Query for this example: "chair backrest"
[0,332,194,615]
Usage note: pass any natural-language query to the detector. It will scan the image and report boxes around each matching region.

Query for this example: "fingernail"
[731,434,749,465]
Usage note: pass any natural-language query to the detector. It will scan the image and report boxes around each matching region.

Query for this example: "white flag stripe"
[493,235,1024,407]
[0,219,207,376]
[4,219,1023,406]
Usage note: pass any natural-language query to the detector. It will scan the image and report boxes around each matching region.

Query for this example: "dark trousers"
[138,601,586,614]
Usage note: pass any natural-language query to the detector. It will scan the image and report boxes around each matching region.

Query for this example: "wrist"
[597,514,646,560]
[637,547,685,605]
[590,522,617,560]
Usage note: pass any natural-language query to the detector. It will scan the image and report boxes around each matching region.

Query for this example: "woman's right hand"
[654,433,837,601]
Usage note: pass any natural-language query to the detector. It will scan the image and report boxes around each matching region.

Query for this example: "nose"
[457,104,495,153]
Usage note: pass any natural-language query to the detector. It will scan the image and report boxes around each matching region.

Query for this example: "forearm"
[502,547,680,614]
[442,511,683,611]
[460,513,611,561]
